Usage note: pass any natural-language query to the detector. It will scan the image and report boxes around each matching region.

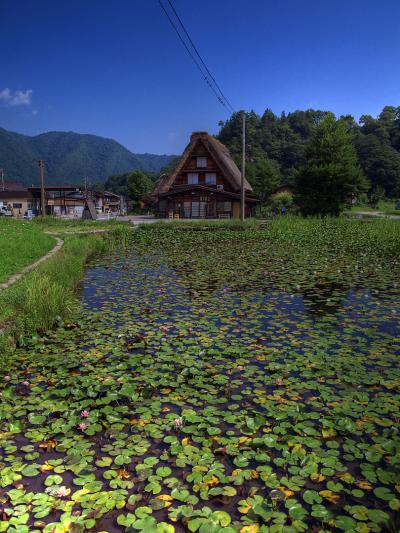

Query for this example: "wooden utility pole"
[38,160,46,216]
[240,112,246,222]
[0,169,4,191]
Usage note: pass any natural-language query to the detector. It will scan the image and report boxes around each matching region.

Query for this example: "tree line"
[217,106,400,214]
[102,106,400,216]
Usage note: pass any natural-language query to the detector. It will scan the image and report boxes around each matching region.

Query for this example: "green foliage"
[0,127,175,186]
[104,169,157,198]
[247,158,280,204]
[0,218,398,531]
[0,219,54,283]
[0,232,107,364]
[127,170,154,207]
[369,185,386,207]
[268,192,293,211]
[347,199,399,216]
[103,172,130,197]
[32,216,128,233]
[296,114,368,216]
[356,133,400,197]
[218,106,400,199]
[218,109,329,186]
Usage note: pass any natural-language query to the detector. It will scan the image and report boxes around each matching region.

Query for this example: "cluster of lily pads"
[0,218,399,532]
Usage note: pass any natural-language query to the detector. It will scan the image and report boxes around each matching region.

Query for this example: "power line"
[165,0,235,114]
[158,0,246,221]
[158,0,235,114]
[158,0,232,113]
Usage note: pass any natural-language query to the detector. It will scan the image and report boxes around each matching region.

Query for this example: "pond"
[1,225,399,533]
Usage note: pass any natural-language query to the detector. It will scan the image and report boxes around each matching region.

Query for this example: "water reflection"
[82,251,399,343]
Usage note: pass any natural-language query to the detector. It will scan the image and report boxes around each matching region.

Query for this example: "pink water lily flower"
[22,381,30,386]
[173,417,183,430]
[57,486,69,498]
[78,423,88,431]
[4,375,11,381]
[80,410,90,418]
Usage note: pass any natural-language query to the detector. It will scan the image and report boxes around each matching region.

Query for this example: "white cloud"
[32,109,39,116]
[0,88,33,107]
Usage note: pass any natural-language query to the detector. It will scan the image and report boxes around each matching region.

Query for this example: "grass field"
[32,216,130,233]
[0,217,399,532]
[346,199,400,216]
[0,219,55,283]
[0,226,125,362]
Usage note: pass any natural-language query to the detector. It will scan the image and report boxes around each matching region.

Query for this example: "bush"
[268,192,294,210]
[369,185,386,208]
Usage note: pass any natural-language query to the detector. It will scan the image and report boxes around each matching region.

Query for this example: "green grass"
[346,199,400,216]
[142,218,260,230]
[0,232,109,363]
[0,219,55,283]
[32,216,130,233]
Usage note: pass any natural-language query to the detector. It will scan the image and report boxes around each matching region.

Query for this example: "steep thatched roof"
[152,132,253,196]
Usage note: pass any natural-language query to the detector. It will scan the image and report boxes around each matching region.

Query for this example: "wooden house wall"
[158,190,255,219]
[173,140,234,192]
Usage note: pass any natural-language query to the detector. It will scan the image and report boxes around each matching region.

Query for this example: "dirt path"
[44,229,111,235]
[353,211,400,220]
[0,236,64,291]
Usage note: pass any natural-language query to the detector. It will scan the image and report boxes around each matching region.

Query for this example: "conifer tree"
[296,114,368,216]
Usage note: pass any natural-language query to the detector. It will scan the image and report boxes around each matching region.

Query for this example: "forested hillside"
[217,106,400,197]
[0,128,175,186]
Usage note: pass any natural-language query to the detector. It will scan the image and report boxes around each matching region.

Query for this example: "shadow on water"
[300,280,349,316]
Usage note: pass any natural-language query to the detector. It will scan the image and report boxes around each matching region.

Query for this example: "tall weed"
[0,234,106,367]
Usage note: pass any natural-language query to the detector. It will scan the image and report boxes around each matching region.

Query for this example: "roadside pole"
[240,112,246,222]
[38,160,46,217]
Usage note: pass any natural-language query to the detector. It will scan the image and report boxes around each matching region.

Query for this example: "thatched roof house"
[151,131,257,218]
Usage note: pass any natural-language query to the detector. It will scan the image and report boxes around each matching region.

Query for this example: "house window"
[188,173,199,185]
[13,203,23,209]
[217,201,232,212]
[196,156,207,168]
[183,201,191,218]
[205,173,216,185]
[191,202,200,217]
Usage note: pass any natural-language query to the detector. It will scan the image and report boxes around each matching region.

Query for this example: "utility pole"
[38,160,46,216]
[0,169,4,191]
[84,176,90,200]
[240,112,246,222]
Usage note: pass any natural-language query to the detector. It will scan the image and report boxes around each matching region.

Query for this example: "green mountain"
[0,127,175,186]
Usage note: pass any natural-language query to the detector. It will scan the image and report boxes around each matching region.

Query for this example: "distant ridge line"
[0,127,176,186]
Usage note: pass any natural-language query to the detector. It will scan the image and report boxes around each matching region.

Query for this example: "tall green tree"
[217,106,400,198]
[295,114,368,216]
[357,108,400,196]
[127,170,153,208]
[247,158,280,204]
[356,134,400,196]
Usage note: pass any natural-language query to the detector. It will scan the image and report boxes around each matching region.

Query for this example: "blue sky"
[1,0,399,154]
